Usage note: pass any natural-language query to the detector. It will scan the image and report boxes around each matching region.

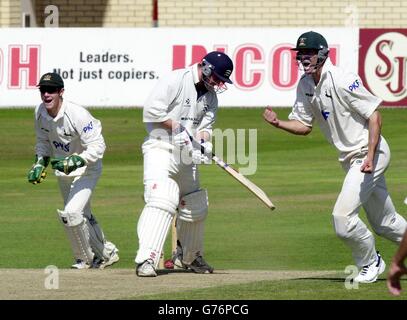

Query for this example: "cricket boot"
[185,256,214,274]
[354,251,386,283]
[71,259,91,269]
[136,259,157,277]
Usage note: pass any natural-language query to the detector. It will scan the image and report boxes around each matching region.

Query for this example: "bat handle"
[187,134,204,152]
[200,139,205,154]
[188,135,214,158]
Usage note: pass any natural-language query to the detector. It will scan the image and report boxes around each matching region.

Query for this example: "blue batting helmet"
[201,51,233,84]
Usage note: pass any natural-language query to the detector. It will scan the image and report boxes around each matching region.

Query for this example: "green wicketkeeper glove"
[51,154,86,175]
[27,156,50,184]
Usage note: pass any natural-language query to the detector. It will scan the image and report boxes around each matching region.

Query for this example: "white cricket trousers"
[332,137,407,268]
[135,139,202,266]
[57,170,101,220]
[142,139,200,196]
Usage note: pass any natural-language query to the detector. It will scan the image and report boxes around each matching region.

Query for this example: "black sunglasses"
[39,86,60,94]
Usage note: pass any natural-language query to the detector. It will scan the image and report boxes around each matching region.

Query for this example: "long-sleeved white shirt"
[34,100,106,176]
[143,63,218,141]
[288,58,382,162]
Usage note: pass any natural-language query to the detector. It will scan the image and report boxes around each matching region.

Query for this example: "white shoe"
[404,197,407,205]
[136,259,157,277]
[98,249,120,270]
[354,252,386,283]
[71,259,90,269]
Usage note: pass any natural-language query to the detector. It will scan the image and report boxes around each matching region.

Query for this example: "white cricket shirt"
[288,58,382,161]
[34,100,106,176]
[143,63,218,141]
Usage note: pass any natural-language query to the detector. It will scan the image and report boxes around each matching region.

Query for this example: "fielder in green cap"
[263,31,407,284]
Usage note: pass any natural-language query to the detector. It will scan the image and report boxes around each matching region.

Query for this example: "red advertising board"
[359,29,407,107]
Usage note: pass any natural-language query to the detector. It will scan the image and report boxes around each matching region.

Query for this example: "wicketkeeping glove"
[27,155,50,184]
[51,154,86,175]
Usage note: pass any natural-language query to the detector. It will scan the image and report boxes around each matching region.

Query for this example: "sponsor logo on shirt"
[53,141,70,152]
[183,98,191,108]
[348,79,360,92]
[181,117,200,125]
[321,110,330,120]
[63,128,72,136]
[305,93,313,97]
[83,121,93,133]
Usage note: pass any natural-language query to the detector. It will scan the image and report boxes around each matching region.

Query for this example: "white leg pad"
[144,178,180,214]
[86,214,113,260]
[178,189,208,222]
[176,218,205,265]
[58,209,94,264]
[135,207,173,267]
[135,178,180,267]
[104,241,118,254]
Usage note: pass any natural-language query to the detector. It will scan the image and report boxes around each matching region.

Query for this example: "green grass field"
[1,107,407,300]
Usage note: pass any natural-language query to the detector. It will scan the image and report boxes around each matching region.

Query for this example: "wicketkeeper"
[28,72,119,269]
[135,51,234,277]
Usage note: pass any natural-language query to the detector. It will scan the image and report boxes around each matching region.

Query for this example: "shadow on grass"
[156,269,191,275]
[291,277,398,284]
[292,277,346,283]
[156,269,231,275]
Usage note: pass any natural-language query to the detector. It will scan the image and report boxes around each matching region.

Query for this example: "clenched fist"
[263,106,280,127]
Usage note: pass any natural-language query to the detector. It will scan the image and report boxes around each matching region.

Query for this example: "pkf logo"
[359,29,407,106]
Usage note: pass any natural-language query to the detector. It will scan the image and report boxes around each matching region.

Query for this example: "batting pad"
[176,219,205,265]
[58,209,94,264]
[144,178,180,215]
[86,214,111,260]
[178,189,208,222]
[135,206,173,267]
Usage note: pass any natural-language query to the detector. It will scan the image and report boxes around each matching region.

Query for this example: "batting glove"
[27,156,50,184]
[191,141,213,165]
[173,125,193,149]
[51,154,86,175]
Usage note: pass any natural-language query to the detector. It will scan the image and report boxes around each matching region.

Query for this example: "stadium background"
[1,0,407,301]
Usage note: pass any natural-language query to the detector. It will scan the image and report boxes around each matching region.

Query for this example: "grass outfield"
[1,107,407,300]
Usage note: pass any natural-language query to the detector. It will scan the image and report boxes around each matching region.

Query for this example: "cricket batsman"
[28,72,119,269]
[263,31,407,283]
[135,51,234,277]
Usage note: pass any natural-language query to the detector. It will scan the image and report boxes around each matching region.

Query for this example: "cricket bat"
[190,137,275,210]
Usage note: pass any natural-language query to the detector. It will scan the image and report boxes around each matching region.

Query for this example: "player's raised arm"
[263,106,312,135]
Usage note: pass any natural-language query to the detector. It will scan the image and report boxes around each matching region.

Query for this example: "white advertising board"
[0,28,358,107]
